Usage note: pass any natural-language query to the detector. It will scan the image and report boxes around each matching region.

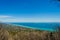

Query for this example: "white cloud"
[0,15,24,22]
[0,15,60,22]
[0,15,11,18]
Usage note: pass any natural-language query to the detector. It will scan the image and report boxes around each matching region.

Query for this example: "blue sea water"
[11,22,60,31]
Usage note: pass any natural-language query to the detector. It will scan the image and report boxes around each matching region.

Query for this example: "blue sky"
[0,0,60,22]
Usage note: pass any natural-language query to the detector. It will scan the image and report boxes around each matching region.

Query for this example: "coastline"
[10,23,55,32]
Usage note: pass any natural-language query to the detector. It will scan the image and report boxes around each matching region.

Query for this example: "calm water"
[11,23,60,31]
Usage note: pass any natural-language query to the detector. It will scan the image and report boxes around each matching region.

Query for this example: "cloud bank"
[0,15,11,18]
[0,15,60,22]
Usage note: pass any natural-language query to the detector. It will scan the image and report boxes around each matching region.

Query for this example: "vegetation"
[0,23,60,40]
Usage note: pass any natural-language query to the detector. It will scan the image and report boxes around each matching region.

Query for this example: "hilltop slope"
[0,23,60,40]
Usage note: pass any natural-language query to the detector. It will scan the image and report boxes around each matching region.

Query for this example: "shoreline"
[9,23,55,32]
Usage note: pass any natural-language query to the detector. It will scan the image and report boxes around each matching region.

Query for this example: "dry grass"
[0,23,60,40]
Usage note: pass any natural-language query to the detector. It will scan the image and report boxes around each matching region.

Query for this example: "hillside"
[0,23,60,40]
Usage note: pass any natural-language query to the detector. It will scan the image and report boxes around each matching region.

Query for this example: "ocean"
[11,22,60,31]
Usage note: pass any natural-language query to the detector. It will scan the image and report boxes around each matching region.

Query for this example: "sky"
[0,0,60,22]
